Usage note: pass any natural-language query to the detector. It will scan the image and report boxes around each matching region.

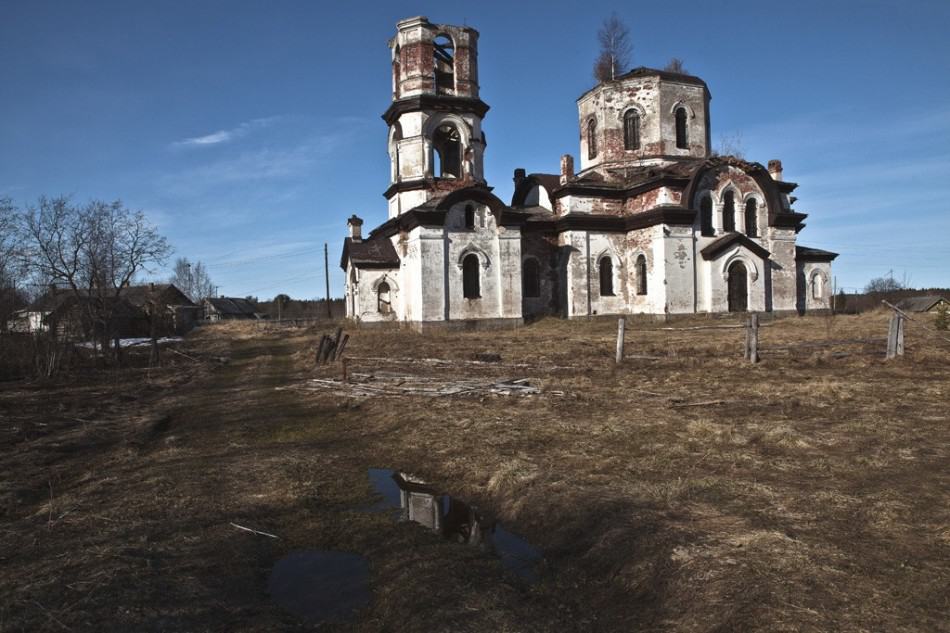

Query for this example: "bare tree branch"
[593,13,632,83]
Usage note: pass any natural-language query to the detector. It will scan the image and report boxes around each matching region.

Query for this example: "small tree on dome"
[593,13,632,83]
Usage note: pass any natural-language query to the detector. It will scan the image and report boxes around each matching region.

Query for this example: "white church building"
[341,16,837,328]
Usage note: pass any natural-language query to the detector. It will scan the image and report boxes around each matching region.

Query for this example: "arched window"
[523,258,540,298]
[377,281,392,314]
[811,273,823,300]
[675,107,688,149]
[462,254,480,299]
[700,195,713,236]
[723,190,736,232]
[464,204,475,229]
[636,255,647,295]
[745,199,758,237]
[623,110,640,150]
[392,45,401,97]
[433,34,454,94]
[433,124,461,178]
[599,257,614,296]
[587,118,598,159]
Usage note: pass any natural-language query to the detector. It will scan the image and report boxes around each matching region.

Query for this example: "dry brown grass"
[1,313,948,632]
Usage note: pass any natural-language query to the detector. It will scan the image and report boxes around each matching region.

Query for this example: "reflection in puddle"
[367,469,541,581]
[268,550,371,624]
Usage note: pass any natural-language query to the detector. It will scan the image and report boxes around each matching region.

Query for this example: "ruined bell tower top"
[389,16,480,101]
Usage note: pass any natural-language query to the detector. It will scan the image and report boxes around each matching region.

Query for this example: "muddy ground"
[1,311,948,632]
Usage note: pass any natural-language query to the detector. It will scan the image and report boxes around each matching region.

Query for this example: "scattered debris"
[282,371,547,399]
[230,522,279,539]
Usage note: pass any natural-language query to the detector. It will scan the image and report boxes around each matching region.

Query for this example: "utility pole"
[324,243,332,319]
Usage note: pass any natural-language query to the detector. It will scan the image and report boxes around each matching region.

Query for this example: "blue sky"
[2,0,948,298]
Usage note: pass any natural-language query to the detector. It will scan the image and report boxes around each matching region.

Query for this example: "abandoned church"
[341,16,837,327]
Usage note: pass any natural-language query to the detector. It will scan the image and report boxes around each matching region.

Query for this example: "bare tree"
[593,13,632,82]
[864,275,906,294]
[0,197,28,329]
[170,257,215,303]
[23,196,170,360]
[664,58,687,74]
[712,132,746,159]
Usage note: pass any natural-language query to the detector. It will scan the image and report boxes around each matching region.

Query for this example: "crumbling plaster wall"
[577,76,708,176]
[521,233,558,317]
[392,19,479,100]
[348,264,402,323]
[406,202,522,324]
[799,261,833,313]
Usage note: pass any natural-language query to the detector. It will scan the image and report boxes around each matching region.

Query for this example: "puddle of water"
[366,468,542,581]
[268,550,371,624]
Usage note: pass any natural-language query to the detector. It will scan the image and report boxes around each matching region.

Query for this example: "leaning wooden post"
[615,317,625,365]
[896,314,905,357]
[749,313,760,364]
[886,313,898,359]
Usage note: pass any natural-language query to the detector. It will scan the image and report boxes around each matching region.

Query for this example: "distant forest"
[246,296,345,320]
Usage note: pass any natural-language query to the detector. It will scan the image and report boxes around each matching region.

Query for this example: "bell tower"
[383,16,490,218]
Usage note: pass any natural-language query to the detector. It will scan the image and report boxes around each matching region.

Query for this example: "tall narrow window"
[587,118,598,159]
[675,107,688,149]
[433,34,454,94]
[599,257,614,296]
[745,199,758,237]
[462,254,480,299]
[811,274,823,300]
[377,282,392,314]
[523,258,540,298]
[636,255,647,295]
[700,196,713,236]
[723,191,736,232]
[623,110,640,150]
[432,124,461,178]
[464,204,475,229]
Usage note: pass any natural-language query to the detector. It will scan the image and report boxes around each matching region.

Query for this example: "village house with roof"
[341,16,837,328]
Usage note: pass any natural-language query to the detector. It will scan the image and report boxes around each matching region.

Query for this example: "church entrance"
[727,261,748,312]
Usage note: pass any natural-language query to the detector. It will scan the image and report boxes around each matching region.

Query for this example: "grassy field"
[1,311,948,632]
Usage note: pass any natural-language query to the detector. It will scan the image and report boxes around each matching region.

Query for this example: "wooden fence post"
[749,313,760,364]
[615,317,625,365]
[886,312,905,359]
[744,317,752,360]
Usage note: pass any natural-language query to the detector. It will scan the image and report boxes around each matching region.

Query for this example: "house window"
[377,282,392,314]
[523,258,540,298]
[587,118,598,159]
[745,199,758,237]
[723,190,736,232]
[433,34,454,94]
[700,195,713,236]
[636,255,647,295]
[432,124,461,178]
[462,254,480,299]
[464,204,475,229]
[811,273,823,300]
[599,257,614,296]
[623,110,640,150]
[675,107,688,149]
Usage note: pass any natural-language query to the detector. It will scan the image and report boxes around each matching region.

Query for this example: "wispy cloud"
[171,116,282,148]
[161,117,372,196]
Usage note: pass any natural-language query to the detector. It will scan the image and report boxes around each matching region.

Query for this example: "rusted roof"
[700,233,771,261]
[895,295,948,312]
[795,246,839,262]
[205,297,259,317]
[341,237,400,269]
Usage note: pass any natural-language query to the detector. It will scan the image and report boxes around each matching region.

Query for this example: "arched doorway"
[727,261,748,312]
